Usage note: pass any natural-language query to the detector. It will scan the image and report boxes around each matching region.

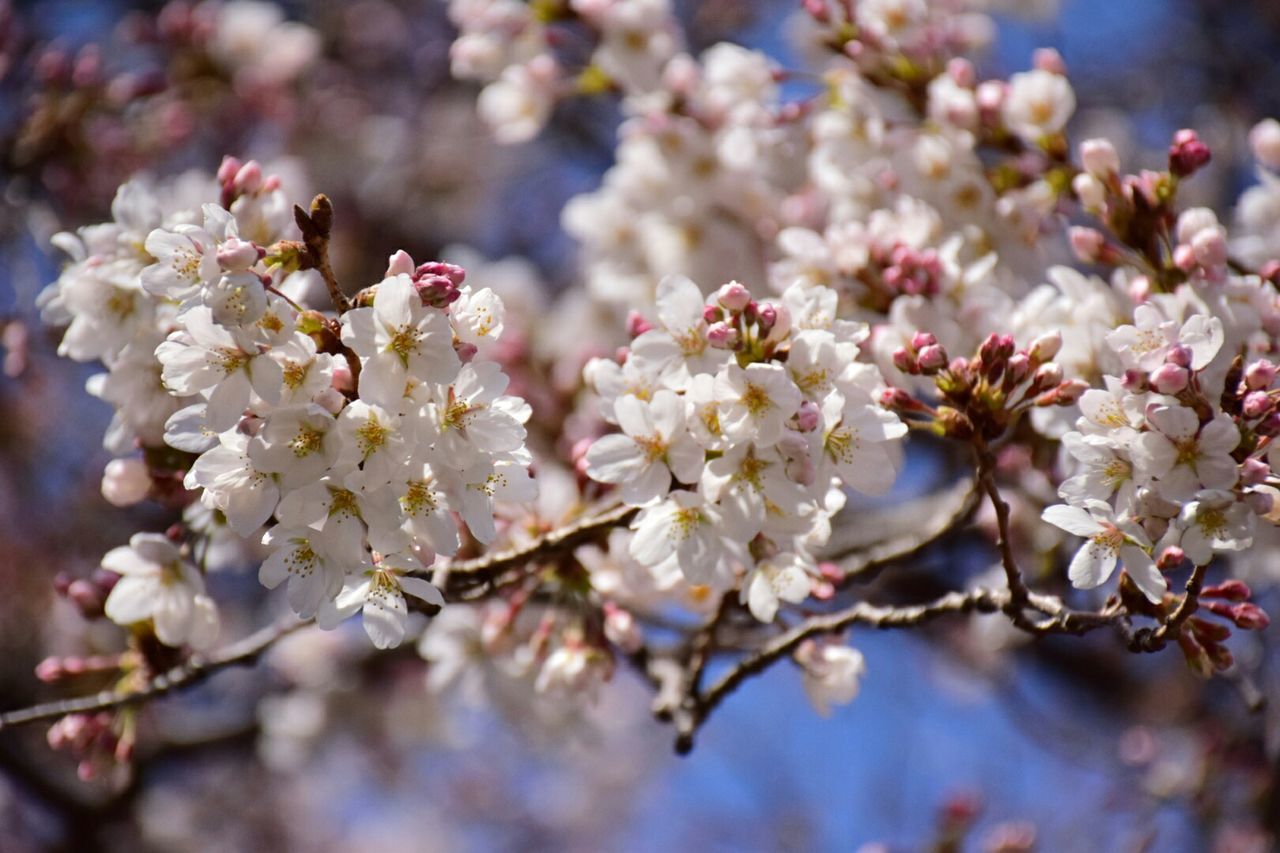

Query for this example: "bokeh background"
[2,1,1280,850]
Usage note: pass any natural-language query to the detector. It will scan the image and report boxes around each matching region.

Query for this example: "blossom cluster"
[582,275,907,622]
[38,158,534,651]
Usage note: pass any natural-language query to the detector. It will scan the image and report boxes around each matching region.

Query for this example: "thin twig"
[973,440,1037,627]
[0,618,309,732]
[1129,561,1208,652]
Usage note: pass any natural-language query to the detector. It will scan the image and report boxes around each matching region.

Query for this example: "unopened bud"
[233,160,263,194]
[1169,129,1211,177]
[706,322,740,350]
[755,303,777,334]
[101,457,150,507]
[1035,378,1089,406]
[1080,138,1120,177]
[1241,390,1271,419]
[1232,603,1270,631]
[1032,47,1067,75]
[1033,361,1063,387]
[1244,359,1277,390]
[216,237,261,271]
[1029,330,1062,363]
[917,344,948,373]
[1073,173,1106,210]
[1156,546,1185,571]
[892,347,918,374]
[1150,363,1189,395]
[910,331,937,350]
[716,281,751,312]
[1202,580,1251,601]
[1069,226,1108,263]
[1249,118,1280,171]
[703,304,723,324]
[795,400,821,432]
[217,156,243,185]
[626,311,653,338]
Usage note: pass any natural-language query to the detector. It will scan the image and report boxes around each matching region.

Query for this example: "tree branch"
[441,503,639,597]
[0,618,309,732]
[670,586,1123,752]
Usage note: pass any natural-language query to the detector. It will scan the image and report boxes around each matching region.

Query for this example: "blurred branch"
[0,618,308,731]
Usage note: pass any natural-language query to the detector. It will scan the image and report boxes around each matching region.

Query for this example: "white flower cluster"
[39,165,534,650]
[1039,297,1261,602]
[583,275,907,622]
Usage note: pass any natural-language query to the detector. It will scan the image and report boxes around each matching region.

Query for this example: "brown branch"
[0,618,309,732]
[972,440,1037,627]
[442,503,639,597]
[670,587,1124,752]
[821,475,980,582]
[1128,561,1209,652]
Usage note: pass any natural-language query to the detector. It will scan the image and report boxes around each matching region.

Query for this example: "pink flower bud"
[1190,227,1227,269]
[1243,391,1272,418]
[626,311,653,338]
[1069,226,1107,263]
[35,657,65,683]
[415,261,466,286]
[1033,47,1067,75]
[217,156,243,185]
[1072,173,1106,210]
[234,160,263,194]
[947,58,976,87]
[455,342,478,363]
[703,304,723,324]
[1035,379,1089,406]
[1033,361,1064,388]
[67,580,105,618]
[1029,330,1062,362]
[1245,360,1277,390]
[910,330,937,350]
[1232,603,1270,631]
[917,344,948,372]
[716,281,752,312]
[331,363,354,394]
[755,303,777,334]
[1172,243,1197,271]
[795,400,821,432]
[1249,118,1280,170]
[892,347,918,374]
[975,80,1005,113]
[1156,546,1185,571]
[1169,129,1211,177]
[1166,345,1193,368]
[1005,353,1031,386]
[216,238,261,271]
[1202,580,1251,601]
[1080,138,1120,177]
[101,458,150,507]
[1150,363,1189,395]
[879,387,915,409]
[1241,457,1270,486]
[706,322,739,350]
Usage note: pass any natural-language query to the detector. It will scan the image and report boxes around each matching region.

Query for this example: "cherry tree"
[2,0,1280,846]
